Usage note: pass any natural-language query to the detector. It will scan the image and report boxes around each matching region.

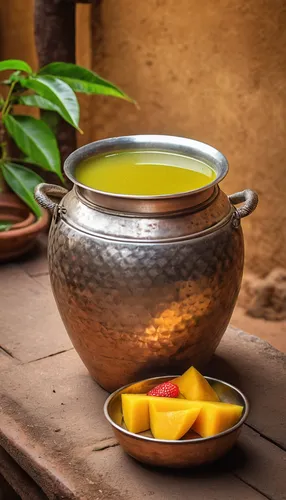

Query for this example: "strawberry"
[147,381,179,398]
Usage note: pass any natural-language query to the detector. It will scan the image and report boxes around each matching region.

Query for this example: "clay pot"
[0,192,49,262]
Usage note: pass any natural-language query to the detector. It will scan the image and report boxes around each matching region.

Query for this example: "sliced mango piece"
[121,394,151,433]
[150,398,243,437]
[122,394,178,433]
[178,393,186,399]
[121,393,243,437]
[146,397,203,412]
[149,402,201,440]
[173,366,219,401]
[193,402,243,437]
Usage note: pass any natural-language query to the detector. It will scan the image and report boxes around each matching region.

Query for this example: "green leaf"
[18,94,62,113]
[0,59,32,74]
[0,221,12,232]
[22,157,38,166]
[17,93,61,134]
[41,110,60,135]
[19,75,81,130]
[38,62,133,102]
[3,115,63,181]
[8,71,22,82]
[2,162,43,217]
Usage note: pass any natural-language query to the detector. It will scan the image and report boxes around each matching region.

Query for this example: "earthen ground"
[0,236,285,498]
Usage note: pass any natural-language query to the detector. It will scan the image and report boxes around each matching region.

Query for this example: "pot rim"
[64,135,229,201]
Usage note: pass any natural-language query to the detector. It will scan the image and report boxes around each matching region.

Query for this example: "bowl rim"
[103,375,249,444]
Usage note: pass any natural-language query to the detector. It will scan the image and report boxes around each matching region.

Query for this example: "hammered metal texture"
[48,204,244,392]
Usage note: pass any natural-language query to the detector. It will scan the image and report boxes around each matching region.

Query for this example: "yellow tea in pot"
[75,151,216,196]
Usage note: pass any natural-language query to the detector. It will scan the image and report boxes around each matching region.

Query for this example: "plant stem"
[1,80,16,119]
[0,157,6,192]
[0,121,7,191]
[0,82,16,193]
[0,121,7,160]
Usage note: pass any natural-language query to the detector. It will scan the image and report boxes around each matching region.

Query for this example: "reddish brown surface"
[0,242,285,499]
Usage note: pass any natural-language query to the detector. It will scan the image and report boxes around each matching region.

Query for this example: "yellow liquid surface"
[75,151,216,196]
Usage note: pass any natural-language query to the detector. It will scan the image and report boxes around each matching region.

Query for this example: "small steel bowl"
[104,375,249,468]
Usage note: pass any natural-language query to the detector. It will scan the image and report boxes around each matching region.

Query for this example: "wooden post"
[34,0,77,166]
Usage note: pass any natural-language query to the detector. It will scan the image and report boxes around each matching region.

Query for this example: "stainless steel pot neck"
[76,185,217,215]
[64,135,229,215]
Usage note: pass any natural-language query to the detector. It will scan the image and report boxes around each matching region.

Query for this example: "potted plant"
[0,59,133,261]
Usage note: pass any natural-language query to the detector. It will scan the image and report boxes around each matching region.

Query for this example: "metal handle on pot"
[35,183,68,220]
[228,189,258,228]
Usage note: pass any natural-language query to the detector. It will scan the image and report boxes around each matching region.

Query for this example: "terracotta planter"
[0,192,49,262]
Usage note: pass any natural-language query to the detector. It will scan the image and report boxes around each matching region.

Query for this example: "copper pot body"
[35,136,258,391]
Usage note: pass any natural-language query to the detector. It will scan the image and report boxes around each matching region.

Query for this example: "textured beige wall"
[1,0,285,275]
[87,0,286,276]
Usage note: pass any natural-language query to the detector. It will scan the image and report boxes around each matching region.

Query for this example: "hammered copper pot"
[35,135,258,391]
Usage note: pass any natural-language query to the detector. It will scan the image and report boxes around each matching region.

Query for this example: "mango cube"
[193,402,243,437]
[122,394,180,433]
[149,398,243,438]
[149,402,201,440]
[173,366,219,401]
[121,394,151,433]
[146,397,203,412]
